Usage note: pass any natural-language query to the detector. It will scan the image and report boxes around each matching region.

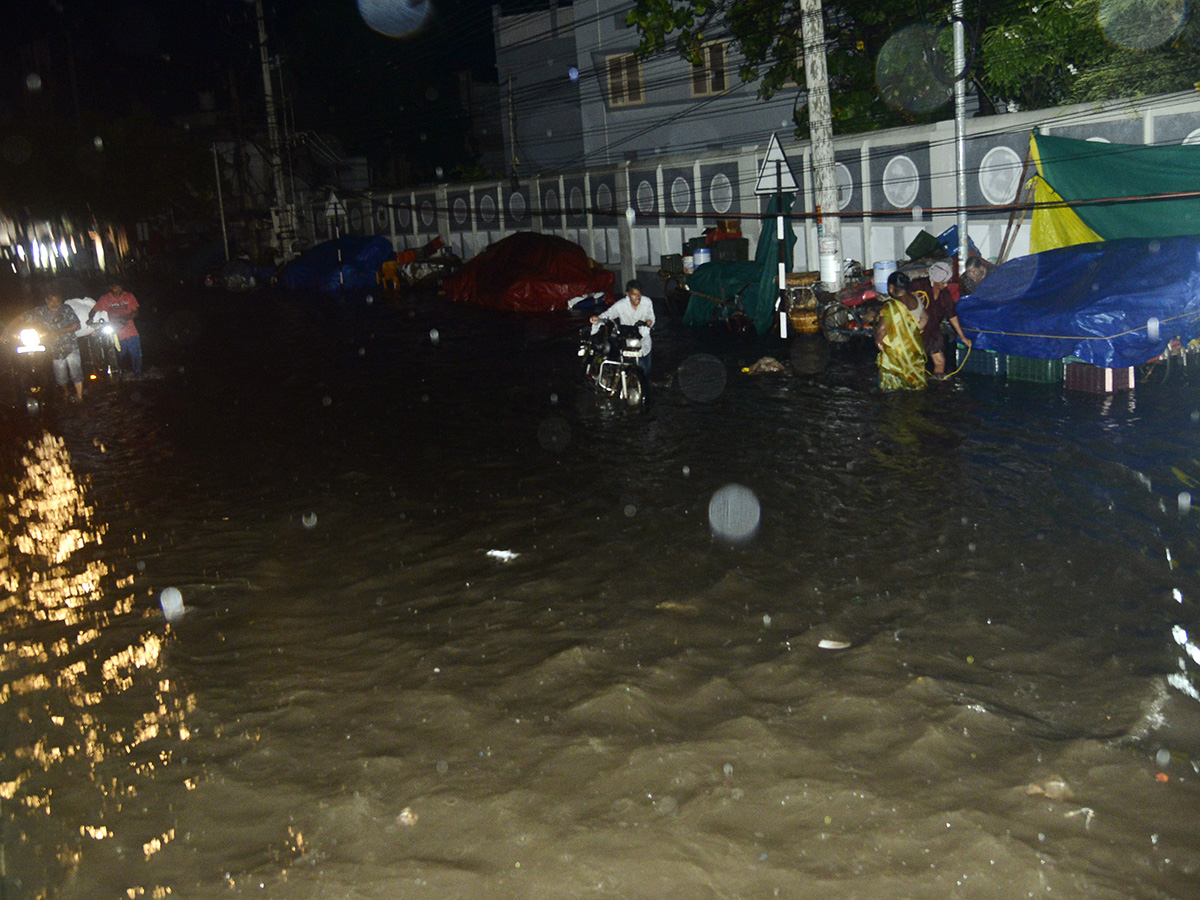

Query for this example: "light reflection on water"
[1,432,192,899]
[2,293,1200,898]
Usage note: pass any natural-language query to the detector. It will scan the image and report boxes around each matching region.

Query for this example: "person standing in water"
[875,271,927,391]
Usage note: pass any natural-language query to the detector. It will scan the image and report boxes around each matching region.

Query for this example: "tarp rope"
[964,309,1200,343]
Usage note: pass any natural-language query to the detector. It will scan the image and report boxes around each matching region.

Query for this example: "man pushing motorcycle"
[89,277,142,378]
[590,279,655,374]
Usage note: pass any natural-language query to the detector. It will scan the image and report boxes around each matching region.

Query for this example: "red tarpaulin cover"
[443,232,615,312]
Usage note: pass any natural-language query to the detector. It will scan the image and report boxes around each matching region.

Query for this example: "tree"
[626,0,957,135]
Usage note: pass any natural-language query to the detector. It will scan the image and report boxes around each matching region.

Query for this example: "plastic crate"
[1064,361,1135,393]
[660,253,684,274]
[1005,354,1065,383]
[956,342,1005,376]
[712,237,749,262]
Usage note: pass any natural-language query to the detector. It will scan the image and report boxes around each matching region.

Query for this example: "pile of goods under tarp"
[443,232,615,312]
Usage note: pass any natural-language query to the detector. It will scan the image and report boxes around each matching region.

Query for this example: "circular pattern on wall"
[670,176,692,214]
[479,193,497,224]
[509,192,526,218]
[395,204,412,230]
[834,163,853,211]
[709,173,733,214]
[349,206,364,232]
[881,155,920,208]
[978,145,1023,205]
[569,186,585,216]
[452,197,469,226]
[375,205,389,229]
[595,183,613,213]
[636,180,655,214]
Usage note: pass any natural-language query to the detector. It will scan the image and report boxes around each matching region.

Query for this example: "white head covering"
[928,261,952,283]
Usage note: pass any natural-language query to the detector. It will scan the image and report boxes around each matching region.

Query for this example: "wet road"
[2,284,1199,899]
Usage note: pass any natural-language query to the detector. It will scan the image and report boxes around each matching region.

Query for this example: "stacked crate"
[1064,360,1135,392]
[955,342,1006,376]
[1005,354,1065,384]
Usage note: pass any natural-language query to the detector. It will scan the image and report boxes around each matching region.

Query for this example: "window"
[691,42,728,96]
[607,54,644,107]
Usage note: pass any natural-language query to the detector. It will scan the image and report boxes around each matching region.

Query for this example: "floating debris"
[486,549,519,562]
[396,808,418,827]
[818,639,851,650]
[1025,777,1073,801]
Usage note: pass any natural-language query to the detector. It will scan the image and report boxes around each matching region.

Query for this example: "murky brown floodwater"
[2,284,1199,899]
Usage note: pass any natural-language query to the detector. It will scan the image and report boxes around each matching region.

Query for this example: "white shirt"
[596,295,655,358]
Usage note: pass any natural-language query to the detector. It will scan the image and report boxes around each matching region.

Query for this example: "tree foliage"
[627,0,1200,138]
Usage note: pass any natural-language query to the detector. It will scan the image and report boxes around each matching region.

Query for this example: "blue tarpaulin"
[957,236,1200,368]
[279,236,394,293]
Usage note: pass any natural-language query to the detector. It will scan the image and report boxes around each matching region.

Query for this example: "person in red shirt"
[89,278,142,377]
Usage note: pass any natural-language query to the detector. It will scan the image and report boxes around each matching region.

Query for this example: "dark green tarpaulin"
[683,194,797,335]
[1035,134,1200,240]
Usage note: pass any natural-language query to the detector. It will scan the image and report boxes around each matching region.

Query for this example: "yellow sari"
[877,299,927,391]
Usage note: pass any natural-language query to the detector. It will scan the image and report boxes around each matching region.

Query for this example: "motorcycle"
[85,309,123,383]
[579,319,649,409]
[7,325,52,415]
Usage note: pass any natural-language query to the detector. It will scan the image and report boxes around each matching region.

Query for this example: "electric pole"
[256,0,294,260]
[801,0,841,290]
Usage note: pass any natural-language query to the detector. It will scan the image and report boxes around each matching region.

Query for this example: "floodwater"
[2,284,1199,900]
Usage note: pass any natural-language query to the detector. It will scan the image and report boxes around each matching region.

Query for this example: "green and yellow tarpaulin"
[1029,133,1200,253]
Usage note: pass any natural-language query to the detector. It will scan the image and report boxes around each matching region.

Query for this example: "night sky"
[1,0,498,156]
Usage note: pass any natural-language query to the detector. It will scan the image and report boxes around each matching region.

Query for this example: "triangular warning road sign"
[754,134,798,195]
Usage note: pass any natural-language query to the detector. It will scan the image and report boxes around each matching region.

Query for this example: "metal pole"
[801,0,841,290]
[213,144,230,263]
[953,0,968,270]
[776,161,788,338]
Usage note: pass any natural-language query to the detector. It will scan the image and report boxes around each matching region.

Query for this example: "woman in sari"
[875,271,927,391]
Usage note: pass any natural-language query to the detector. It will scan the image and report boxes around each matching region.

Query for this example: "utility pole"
[255,0,294,260]
[801,0,841,290]
[952,0,969,271]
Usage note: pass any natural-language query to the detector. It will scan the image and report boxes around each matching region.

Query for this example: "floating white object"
[818,639,851,650]
[487,550,519,562]
[302,512,318,529]
[160,587,185,622]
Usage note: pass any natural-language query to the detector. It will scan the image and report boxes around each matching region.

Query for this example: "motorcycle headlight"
[17,328,44,352]
[625,337,642,350]
[101,324,115,335]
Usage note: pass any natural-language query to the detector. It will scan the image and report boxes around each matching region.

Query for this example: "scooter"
[85,310,123,383]
[579,319,649,409]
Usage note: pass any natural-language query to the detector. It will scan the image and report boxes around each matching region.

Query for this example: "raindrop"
[1179,491,1191,515]
[136,560,146,572]
[25,73,42,92]
[356,0,432,38]
[911,205,923,221]
[365,294,375,305]
[1099,0,1185,51]
[876,25,952,114]
[322,395,333,407]
[678,353,727,401]
[549,392,558,404]
[723,763,734,778]
[762,613,772,627]
[1156,748,1172,767]
[424,85,438,102]
[537,416,572,452]
[624,504,637,517]
[429,328,440,345]
[435,166,443,179]
[419,132,428,142]
[568,66,579,81]
[709,484,761,543]
[436,760,449,774]
[160,587,185,622]
[302,512,318,529]
[358,347,366,357]
[93,136,103,151]
[682,465,690,476]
